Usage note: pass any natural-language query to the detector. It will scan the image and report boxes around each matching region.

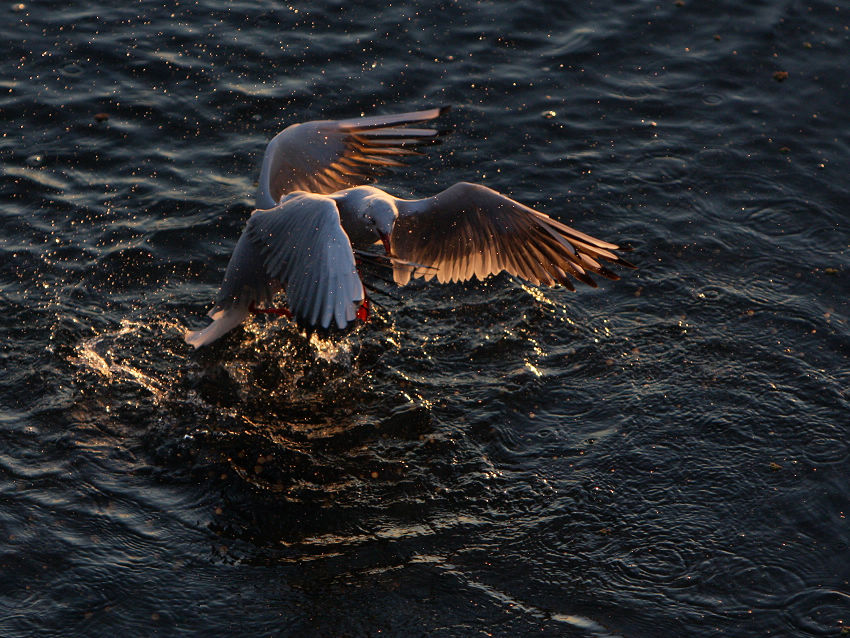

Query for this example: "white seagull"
[184,106,634,348]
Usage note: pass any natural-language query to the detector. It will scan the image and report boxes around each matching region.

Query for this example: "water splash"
[309,331,354,366]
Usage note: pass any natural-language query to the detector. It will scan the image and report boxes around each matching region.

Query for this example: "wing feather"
[246,193,363,330]
[183,221,283,348]
[338,107,448,130]
[390,182,634,288]
[256,108,450,207]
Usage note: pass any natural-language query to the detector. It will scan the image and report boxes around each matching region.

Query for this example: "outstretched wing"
[246,193,364,330]
[390,182,635,288]
[257,107,449,207]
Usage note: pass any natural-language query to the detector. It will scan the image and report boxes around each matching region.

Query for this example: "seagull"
[184,107,634,348]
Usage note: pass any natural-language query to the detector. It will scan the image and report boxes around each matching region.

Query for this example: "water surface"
[1,1,849,636]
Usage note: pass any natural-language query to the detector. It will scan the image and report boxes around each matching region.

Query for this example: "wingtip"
[617,256,638,269]
[614,242,638,269]
[293,315,360,338]
[184,329,205,349]
[183,305,250,349]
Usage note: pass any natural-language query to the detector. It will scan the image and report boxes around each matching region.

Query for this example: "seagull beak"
[379,231,392,256]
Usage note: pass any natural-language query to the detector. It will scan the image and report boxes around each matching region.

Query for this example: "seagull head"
[362,195,398,254]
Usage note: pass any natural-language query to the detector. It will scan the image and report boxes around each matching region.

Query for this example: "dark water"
[2,1,849,636]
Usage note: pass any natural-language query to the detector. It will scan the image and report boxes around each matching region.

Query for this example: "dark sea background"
[2,1,849,636]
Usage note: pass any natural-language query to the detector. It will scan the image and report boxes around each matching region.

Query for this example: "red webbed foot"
[356,298,370,322]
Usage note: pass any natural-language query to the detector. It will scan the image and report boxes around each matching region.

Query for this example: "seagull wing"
[246,193,364,330]
[390,182,635,288]
[184,225,280,348]
[258,107,449,207]
[184,194,363,347]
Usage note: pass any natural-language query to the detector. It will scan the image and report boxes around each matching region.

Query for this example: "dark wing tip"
[612,242,637,269]
[555,274,576,291]
[596,266,621,281]
[616,255,638,269]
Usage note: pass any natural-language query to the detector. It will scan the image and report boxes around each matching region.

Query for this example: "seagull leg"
[249,301,293,319]
[357,297,370,322]
[356,282,370,322]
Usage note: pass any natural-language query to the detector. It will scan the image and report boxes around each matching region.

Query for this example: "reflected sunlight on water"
[1,0,849,636]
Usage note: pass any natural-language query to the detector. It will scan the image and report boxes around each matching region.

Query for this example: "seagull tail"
[184,305,249,349]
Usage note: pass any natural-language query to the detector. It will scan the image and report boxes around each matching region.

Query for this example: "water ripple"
[2,0,849,636]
